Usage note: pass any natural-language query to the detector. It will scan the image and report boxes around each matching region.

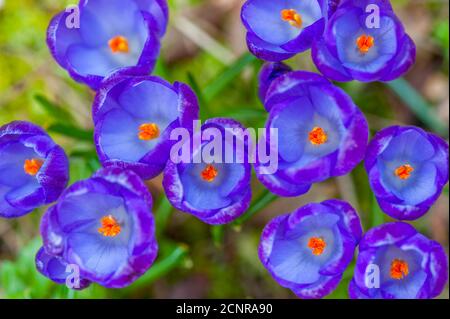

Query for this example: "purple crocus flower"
[258,62,292,102]
[36,247,91,290]
[312,0,416,82]
[47,0,168,89]
[163,118,252,225]
[349,222,448,299]
[39,167,158,288]
[93,74,199,180]
[0,121,69,218]
[255,71,369,197]
[241,0,328,61]
[259,199,363,299]
[365,126,449,220]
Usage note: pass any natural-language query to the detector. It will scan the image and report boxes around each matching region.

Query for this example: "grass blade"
[371,195,385,227]
[204,53,257,102]
[232,189,278,226]
[386,78,448,137]
[155,196,174,238]
[187,72,209,120]
[33,94,75,124]
[47,123,93,141]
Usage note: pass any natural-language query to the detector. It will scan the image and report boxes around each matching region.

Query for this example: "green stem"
[211,225,225,247]
[232,190,278,226]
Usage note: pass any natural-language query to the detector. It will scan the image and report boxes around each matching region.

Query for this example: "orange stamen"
[390,259,409,280]
[356,34,374,54]
[281,9,303,28]
[394,164,414,180]
[201,164,218,182]
[308,237,326,256]
[138,123,160,141]
[308,127,328,145]
[108,35,129,53]
[98,215,121,237]
[24,158,44,176]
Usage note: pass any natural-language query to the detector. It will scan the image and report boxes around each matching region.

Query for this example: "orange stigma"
[395,164,414,180]
[309,127,328,145]
[281,9,303,28]
[108,35,129,53]
[24,158,43,176]
[98,215,121,237]
[390,259,409,280]
[138,123,160,141]
[308,237,326,256]
[201,164,218,182]
[356,34,374,54]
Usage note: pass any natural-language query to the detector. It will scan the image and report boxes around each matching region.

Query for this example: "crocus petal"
[312,0,416,82]
[39,167,158,288]
[350,222,449,299]
[36,247,91,289]
[93,74,199,180]
[162,118,252,225]
[259,200,362,299]
[241,0,325,61]
[47,0,168,89]
[365,126,449,220]
[256,71,368,196]
[0,121,69,218]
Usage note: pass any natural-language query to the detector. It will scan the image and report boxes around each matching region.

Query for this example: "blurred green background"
[0,0,448,299]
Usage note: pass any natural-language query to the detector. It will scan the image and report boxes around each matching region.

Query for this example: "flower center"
[108,35,129,53]
[390,259,409,280]
[308,127,328,145]
[281,9,303,28]
[394,164,414,180]
[308,237,326,256]
[201,164,218,182]
[138,123,160,141]
[356,34,374,54]
[24,158,44,176]
[98,215,121,237]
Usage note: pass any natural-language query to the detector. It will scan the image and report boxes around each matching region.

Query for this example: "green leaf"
[386,78,448,137]
[371,195,385,227]
[47,123,94,141]
[443,185,449,197]
[0,238,55,298]
[33,94,75,124]
[69,157,94,184]
[203,53,257,102]
[187,72,209,120]
[221,108,266,121]
[433,20,449,64]
[155,196,174,238]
